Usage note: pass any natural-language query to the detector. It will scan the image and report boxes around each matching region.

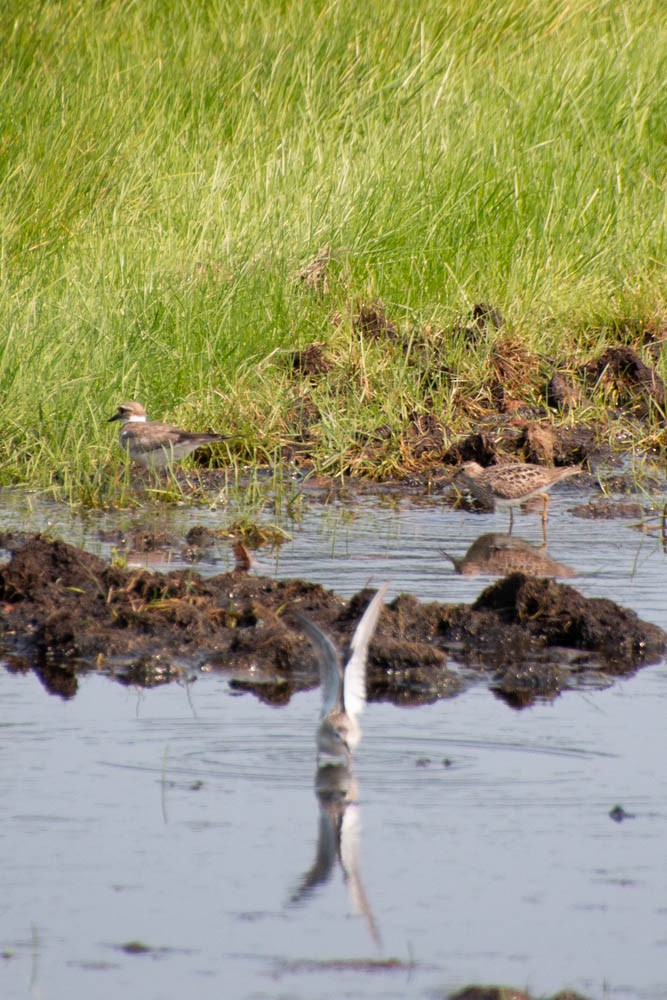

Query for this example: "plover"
[296,583,389,764]
[108,401,229,469]
[453,460,583,530]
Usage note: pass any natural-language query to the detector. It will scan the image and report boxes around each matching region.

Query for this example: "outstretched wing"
[295,613,343,718]
[344,583,389,721]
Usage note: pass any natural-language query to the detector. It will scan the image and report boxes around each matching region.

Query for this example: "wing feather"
[343,583,389,721]
[295,613,343,718]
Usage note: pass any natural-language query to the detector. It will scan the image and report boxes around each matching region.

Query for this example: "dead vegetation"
[252,295,667,485]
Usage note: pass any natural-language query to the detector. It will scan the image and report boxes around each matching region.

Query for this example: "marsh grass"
[1,0,665,503]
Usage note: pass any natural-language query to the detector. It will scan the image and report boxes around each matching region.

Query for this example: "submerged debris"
[609,804,635,823]
[571,500,644,520]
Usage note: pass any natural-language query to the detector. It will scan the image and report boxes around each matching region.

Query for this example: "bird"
[296,583,389,765]
[108,401,230,470]
[453,460,583,532]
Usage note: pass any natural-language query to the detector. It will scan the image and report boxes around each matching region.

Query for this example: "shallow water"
[2,485,667,1000]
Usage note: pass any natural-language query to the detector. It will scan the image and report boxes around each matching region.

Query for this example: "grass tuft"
[1,0,665,503]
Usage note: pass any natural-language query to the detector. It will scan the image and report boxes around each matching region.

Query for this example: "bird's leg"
[508,506,514,535]
[540,492,550,523]
[540,509,548,545]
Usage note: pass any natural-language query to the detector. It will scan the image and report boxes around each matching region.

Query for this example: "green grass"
[1,0,665,502]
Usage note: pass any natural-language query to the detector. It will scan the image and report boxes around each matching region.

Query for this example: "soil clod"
[585,345,666,418]
[1,534,662,707]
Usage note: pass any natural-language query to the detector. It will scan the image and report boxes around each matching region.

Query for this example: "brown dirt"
[546,368,588,411]
[571,500,644,519]
[1,533,663,705]
[441,423,606,474]
[450,988,591,1000]
[583,345,666,418]
[296,244,331,293]
[267,301,667,485]
[489,336,540,414]
[353,302,400,342]
[285,342,333,377]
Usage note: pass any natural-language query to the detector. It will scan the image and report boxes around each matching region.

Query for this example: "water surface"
[2,485,667,999]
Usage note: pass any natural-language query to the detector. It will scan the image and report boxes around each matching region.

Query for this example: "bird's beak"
[108,411,121,423]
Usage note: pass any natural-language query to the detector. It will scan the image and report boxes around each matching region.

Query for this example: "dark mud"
[1,533,663,706]
[450,987,591,1000]
[583,345,666,419]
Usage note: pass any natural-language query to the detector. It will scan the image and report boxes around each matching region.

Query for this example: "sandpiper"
[108,401,229,470]
[453,460,583,530]
[296,583,389,764]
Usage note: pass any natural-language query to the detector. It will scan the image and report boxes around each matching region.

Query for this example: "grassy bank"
[1,0,665,502]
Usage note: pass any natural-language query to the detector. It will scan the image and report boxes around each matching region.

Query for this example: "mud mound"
[472,573,662,663]
[584,345,665,417]
[0,534,663,705]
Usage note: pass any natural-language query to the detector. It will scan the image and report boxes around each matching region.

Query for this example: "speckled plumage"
[454,460,583,531]
[455,461,582,506]
[442,532,576,579]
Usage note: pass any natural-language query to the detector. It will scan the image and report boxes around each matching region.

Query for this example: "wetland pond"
[2,479,667,1000]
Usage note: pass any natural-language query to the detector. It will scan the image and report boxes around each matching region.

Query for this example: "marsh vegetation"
[1,0,665,503]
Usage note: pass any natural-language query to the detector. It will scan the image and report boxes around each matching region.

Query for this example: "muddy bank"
[1,533,663,705]
[99,309,667,502]
[272,299,667,484]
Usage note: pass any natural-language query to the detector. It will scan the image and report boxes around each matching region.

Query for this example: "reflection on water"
[290,763,380,947]
[289,589,386,946]
[2,485,667,999]
[443,531,577,579]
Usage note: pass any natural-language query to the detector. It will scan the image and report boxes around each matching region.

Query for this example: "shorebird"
[108,401,230,470]
[453,460,583,532]
[296,583,389,764]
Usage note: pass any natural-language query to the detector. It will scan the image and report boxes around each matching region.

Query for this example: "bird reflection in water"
[443,532,576,579]
[289,583,389,946]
